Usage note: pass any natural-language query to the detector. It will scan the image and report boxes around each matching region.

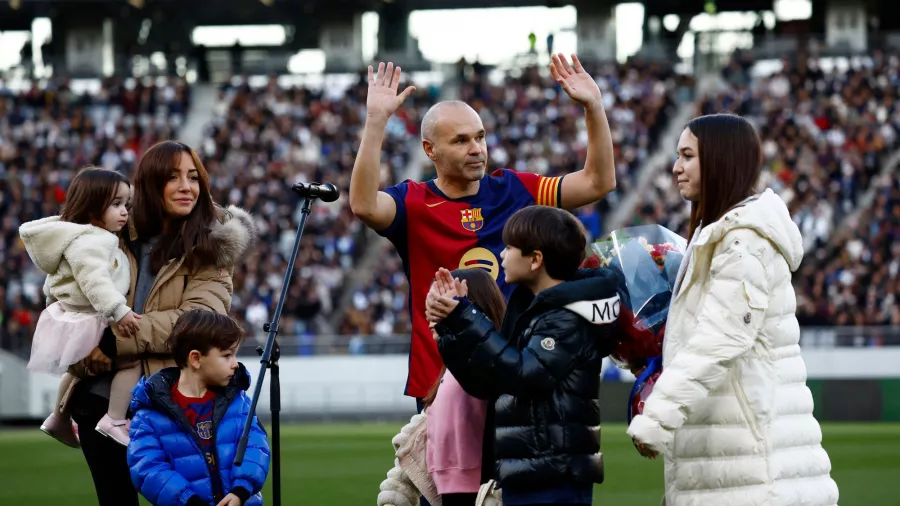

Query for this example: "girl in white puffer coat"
[628,114,839,506]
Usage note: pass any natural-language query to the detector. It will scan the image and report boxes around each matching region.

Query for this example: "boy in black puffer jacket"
[427,205,621,506]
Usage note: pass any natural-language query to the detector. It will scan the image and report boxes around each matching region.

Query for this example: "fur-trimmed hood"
[19,216,118,275]
[126,204,258,268]
[209,205,258,268]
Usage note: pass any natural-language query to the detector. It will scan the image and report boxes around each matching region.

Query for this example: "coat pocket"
[740,280,768,330]
[732,376,763,441]
[741,280,768,311]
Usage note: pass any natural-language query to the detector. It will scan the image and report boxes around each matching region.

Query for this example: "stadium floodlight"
[234,181,340,506]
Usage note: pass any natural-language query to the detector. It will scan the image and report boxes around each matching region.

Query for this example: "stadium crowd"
[3,51,898,358]
[1,77,190,359]
[632,50,900,332]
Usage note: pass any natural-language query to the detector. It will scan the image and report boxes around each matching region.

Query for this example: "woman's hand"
[425,268,468,325]
[84,347,112,375]
[633,438,660,460]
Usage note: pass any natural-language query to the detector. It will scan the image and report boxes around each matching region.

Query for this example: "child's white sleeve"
[65,235,131,322]
[42,277,57,306]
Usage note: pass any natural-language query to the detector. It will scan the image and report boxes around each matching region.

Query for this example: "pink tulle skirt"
[27,302,107,376]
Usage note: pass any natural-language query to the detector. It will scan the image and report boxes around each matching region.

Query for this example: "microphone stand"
[234,183,339,506]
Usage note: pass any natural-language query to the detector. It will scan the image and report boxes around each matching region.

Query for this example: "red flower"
[580,255,602,269]
[611,305,665,367]
[648,243,678,269]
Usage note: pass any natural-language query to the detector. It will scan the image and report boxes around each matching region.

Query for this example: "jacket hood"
[130,362,251,413]
[209,205,257,268]
[505,268,623,329]
[125,204,258,268]
[698,189,804,272]
[18,217,118,274]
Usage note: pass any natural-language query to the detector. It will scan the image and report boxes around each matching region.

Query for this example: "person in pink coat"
[422,268,506,506]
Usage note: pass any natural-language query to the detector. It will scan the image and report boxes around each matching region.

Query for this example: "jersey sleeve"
[507,170,564,208]
[375,181,409,243]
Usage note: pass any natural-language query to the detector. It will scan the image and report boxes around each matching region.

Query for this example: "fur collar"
[210,205,257,268]
[125,205,258,268]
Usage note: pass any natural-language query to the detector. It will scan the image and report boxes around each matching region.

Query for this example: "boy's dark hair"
[502,205,586,281]
[60,166,131,226]
[168,310,245,368]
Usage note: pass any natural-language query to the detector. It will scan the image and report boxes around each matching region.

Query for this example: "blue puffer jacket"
[128,364,270,506]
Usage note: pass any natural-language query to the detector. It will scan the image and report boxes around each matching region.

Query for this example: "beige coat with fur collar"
[115,205,257,377]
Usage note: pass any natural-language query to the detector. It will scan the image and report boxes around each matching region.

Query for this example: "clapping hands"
[425,268,468,340]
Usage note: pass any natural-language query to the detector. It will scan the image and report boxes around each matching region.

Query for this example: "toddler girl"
[20,166,142,447]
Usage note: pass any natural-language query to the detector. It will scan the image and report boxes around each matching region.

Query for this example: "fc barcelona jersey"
[378,169,564,398]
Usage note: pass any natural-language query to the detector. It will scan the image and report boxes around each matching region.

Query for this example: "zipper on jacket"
[159,400,227,501]
[209,387,241,502]
[732,377,763,441]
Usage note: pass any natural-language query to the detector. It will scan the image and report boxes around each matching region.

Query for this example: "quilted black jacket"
[436,268,621,491]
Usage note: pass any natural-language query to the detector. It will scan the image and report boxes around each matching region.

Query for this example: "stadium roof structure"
[2,0,780,23]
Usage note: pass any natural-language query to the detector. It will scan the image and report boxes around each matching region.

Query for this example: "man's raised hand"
[550,53,603,110]
[366,62,416,123]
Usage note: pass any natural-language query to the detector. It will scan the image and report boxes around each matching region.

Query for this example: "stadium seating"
[4,54,895,357]
[794,170,899,331]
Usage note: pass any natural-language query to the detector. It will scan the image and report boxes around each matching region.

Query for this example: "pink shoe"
[95,414,130,446]
[40,413,81,448]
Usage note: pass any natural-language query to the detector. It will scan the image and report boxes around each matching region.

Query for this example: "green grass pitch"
[0,422,896,505]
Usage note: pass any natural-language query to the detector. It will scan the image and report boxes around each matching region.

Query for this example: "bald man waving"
[349,55,617,409]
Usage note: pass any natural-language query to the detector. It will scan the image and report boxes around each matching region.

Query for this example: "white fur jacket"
[377,413,438,506]
[19,216,132,322]
[377,412,502,506]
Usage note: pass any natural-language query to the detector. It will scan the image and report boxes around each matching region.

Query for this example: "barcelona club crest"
[460,208,484,232]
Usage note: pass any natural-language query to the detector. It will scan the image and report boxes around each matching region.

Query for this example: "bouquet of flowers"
[582,225,687,425]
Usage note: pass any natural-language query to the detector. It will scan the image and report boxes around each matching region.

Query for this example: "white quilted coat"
[627,189,839,506]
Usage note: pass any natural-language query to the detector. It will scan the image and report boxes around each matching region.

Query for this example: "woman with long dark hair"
[65,140,257,506]
[627,114,839,505]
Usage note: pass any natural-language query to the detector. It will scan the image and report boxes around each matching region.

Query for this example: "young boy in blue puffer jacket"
[128,309,270,506]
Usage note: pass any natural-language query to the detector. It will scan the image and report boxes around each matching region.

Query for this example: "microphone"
[291,182,340,203]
